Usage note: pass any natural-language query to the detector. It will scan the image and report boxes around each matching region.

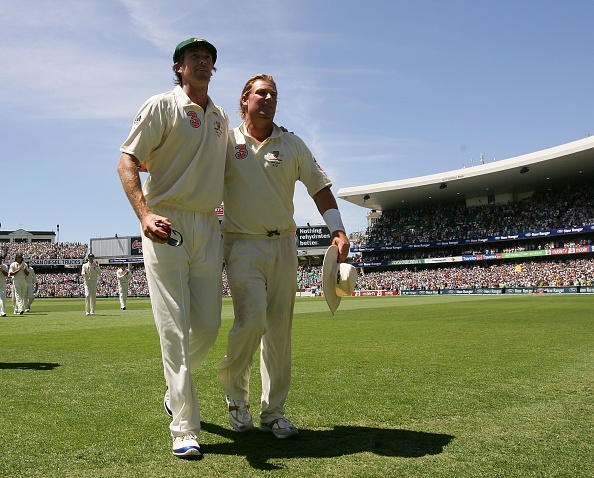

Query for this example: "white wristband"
[322,208,345,233]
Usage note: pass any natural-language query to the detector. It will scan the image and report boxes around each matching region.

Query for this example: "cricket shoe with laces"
[172,434,202,459]
[259,417,299,439]
[226,396,254,432]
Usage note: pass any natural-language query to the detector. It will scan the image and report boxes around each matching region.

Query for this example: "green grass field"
[1,295,592,477]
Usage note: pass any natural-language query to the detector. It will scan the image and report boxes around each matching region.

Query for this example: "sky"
[1,0,593,244]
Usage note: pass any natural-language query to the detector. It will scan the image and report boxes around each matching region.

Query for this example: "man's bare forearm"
[117,153,151,221]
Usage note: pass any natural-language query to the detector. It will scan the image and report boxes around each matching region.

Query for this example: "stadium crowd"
[29,265,149,298]
[4,265,227,299]
[354,237,593,263]
[3,258,592,300]
[2,184,594,298]
[2,242,88,260]
[298,259,593,292]
[361,184,594,248]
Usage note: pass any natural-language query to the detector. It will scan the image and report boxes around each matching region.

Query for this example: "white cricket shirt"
[120,85,229,212]
[222,123,332,235]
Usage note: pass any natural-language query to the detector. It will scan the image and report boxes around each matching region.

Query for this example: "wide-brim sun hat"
[322,245,357,315]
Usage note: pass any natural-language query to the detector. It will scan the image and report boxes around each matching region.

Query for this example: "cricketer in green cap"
[173,38,217,65]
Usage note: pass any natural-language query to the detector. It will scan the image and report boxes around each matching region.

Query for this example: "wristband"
[323,208,345,233]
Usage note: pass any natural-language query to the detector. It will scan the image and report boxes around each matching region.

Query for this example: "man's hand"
[141,214,171,244]
[331,231,350,263]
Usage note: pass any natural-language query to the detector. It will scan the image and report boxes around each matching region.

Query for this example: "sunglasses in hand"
[155,222,184,247]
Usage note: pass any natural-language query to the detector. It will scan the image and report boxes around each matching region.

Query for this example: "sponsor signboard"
[131,236,143,256]
[29,258,83,266]
[296,226,331,248]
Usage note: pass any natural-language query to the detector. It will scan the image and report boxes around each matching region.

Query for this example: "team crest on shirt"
[213,121,223,137]
[186,111,201,128]
[264,151,282,167]
[235,144,248,160]
[134,114,142,125]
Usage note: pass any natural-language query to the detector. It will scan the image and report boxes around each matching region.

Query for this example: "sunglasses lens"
[167,229,183,247]
[155,221,183,246]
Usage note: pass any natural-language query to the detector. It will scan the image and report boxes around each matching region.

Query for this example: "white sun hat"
[322,245,357,315]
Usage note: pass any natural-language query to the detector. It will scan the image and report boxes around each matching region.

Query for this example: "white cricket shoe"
[259,417,299,439]
[172,434,202,459]
[226,396,254,432]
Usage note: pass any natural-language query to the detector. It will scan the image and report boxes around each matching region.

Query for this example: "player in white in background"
[9,253,28,315]
[116,263,131,310]
[81,253,101,315]
[117,38,228,460]
[218,74,350,439]
[24,258,36,312]
[0,250,8,317]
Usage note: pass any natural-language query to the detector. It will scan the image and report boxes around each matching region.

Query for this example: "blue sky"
[1,0,593,244]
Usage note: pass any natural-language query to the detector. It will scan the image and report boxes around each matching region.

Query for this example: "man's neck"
[182,84,209,109]
[245,120,274,144]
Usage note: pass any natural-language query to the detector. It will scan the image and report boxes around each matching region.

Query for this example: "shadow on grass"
[201,422,454,471]
[0,362,61,370]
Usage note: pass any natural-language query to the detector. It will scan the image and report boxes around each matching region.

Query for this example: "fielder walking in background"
[81,254,101,315]
[116,264,131,310]
[8,253,28,315]
[117,37,228,459]
[24,258,36,312]
[218,74,350,438]
[0,250,8,317]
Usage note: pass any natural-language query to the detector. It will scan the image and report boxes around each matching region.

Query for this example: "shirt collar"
[174,85,216,114]
[239,121,283,141]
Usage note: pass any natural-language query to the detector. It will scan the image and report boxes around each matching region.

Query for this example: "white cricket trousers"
[12,280,27,314]
[0,283,7,315]
[218,232,297,423]
[142,206,222,437]
[26,284,35,309]
[84,280,98,313]
[118,283,129,308]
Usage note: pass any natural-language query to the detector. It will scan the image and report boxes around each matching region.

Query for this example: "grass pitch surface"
[0,295,592,477]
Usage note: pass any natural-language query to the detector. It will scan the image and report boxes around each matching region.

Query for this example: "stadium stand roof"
[337,136,594,211]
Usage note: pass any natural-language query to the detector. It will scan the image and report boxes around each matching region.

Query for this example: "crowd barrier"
[401,286,594,295]
[304,287,594,297]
